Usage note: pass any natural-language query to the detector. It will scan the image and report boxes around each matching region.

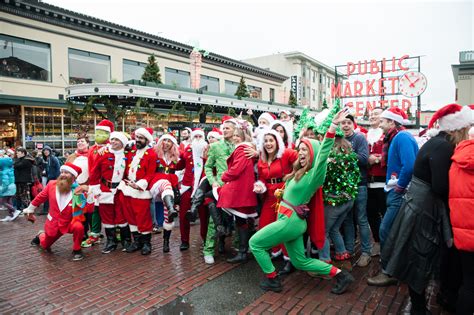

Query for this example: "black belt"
[101,177,120,189]
[368,175,386,183]
[157,169,175,174]
[266,177,283,184]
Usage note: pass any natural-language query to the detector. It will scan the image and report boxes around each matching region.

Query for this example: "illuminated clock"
[398,71,427,97]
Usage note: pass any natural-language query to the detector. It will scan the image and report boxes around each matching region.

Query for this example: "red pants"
[99,193,126,227]
[179,190,209,242]
[120,193,153,233]
[39,221,84,251]
[259,197,288,257]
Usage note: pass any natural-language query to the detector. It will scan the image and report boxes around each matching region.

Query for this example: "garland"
[323,149,360,206]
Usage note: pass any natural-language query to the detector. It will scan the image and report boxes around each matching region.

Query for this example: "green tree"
[235,76,250,99]
[288,90,297,108]
[407,106,414,120]
[142,54,162,84]
[322,99,328,110]
[227,107,236,117]
[363,106,370,120]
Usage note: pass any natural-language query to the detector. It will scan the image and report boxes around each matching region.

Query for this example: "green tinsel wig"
[316,99,344,137]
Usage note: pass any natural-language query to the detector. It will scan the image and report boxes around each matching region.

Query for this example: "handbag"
[31,179,44,198]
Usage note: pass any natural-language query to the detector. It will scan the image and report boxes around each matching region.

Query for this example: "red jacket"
[257,148,297,195]
[217,143,257,208]
[31,181,75,235]
[449,139,474,251]
[367,129,386,179]
[155,154,185,188]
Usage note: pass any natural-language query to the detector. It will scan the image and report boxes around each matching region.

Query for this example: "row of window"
[1,34,265,99]
[301,65,333,87]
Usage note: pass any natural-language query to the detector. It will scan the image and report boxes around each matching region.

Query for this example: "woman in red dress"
[217,120,257,264]
[254,129,298,274]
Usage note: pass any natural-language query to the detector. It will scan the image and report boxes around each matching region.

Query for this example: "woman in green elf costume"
[249,103,355,295]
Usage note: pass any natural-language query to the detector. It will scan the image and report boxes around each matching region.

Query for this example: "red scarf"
[381,126,405,167]
[75,148,89,157]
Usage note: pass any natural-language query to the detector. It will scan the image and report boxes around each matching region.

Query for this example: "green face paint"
[95,129,110,144]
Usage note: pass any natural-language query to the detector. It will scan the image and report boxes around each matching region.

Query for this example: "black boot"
[331,270,355,294]
[141,233,152,255]
[180,242,190,251]
[163,195,178,223]
[125,232,143,253]
[208,202,225,237]
[102,228,117,254]
[227,227,249,264]
[163,230,171,253]
[119,226,132,252]
[218,235,226,254]
[278,261,295,276]
[186,186,205,222]
[260,276,282,292]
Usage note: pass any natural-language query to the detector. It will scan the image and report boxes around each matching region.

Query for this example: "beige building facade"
[452,50,474,105]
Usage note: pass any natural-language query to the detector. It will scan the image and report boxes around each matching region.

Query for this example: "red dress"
[217,143,257,218]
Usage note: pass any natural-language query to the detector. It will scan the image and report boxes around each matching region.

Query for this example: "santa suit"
[117,145,157,233]
[178,144,208,243]
[27,180,84,251]
[89,146,127,228]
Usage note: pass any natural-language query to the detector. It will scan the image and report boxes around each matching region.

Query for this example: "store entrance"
[0,105,20,148]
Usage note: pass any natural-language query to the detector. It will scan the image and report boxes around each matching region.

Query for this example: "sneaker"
[367,272,398,286]
[356,253,372,267]
[371,243,380,257]
[72,250,84,261]
[81,235,100,248]
[204,255,215,264]
[0,216,13,222]
[331,270,355,294]
[10,210,21,221]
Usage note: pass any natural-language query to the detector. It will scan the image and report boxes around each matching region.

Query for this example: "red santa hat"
[380,107,410,125]
[183,127,192,134]
[428,104,472,131]
[158,133,178,146]
[135,127,154,144]
[258,112,277,125]
[279,109,292,116]
[6,148,14,156]
[207,127,223,141]
[221,115,234,124]
[191,128,205,139]
[60,162,82,178]
[95,119,114,133]
[109,132,129,148]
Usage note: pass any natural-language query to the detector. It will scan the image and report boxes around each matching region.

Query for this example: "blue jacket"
[0,156,16,197]
[385,131,419,190]
[42,146,60,180]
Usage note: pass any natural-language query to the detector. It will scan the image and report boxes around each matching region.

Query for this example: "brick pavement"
[0,215,452,314]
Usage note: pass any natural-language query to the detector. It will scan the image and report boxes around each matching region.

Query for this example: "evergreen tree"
[363,106,370,120]
[407,106,413,120]
[288,90,297,108]
[322,99,328,109]
[142,54,162,84]
[235,76,250,99]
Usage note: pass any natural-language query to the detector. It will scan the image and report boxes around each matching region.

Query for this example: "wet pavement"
[0,213,451,314]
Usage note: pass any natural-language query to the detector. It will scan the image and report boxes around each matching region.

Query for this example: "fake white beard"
[192,139,207,156]
[469,126,474,140]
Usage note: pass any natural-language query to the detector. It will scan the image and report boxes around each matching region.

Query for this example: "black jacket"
[14,156,34,183]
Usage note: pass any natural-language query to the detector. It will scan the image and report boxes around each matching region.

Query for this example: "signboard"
[460,51,474,63]
[332,55,424,118]
[290,76,297,97]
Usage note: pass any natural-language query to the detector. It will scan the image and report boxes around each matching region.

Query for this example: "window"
[0,34,51,81]
[312,70,316,83]
[302,66,306,78]
[165,67,190,88]
[123,59,146,82]
[312,89,316,101]
[328,78,331,88]
[319,73,322,84]
[225,80,239,95]
[302,87,306,98]
[270,88,275,102]
[248,85,262,99]
[200,74,219,93]
[69,48,110,84]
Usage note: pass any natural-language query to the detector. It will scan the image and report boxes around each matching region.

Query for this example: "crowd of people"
[1,102,473,313]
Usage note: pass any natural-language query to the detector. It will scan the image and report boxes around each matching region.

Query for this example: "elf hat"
[60,162,82,178]
[158,133,178,146]
[207,128,223,141]
[110,132,129,148]
[191,128,205,139]
[258,112,277,125]
[428,104,472,131]
[95,119,114,133]
[135,127,154,144]
[380,107,410,125]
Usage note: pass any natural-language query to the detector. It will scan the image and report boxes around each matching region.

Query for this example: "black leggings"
[458,250,474,315]
[367,187,386,242]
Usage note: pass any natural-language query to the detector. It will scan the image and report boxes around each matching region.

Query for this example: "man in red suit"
[117,127,158,255]
[25,163,87,261]
[178,128,208,250]
[89,131,130,254]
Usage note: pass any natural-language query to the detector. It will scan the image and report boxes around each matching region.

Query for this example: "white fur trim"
[426,128,440,138]
[212,187,219,201]
[117,181,152,199]
[23,204,36,214]
[129,224,138,232]
[60,165,78,178]
[438,106,472,131]
[253,180,267,194]
[72,155,89,185]
[258,113,275,125]
[135,179,148,191]
[98,191,116,204]
[191,129,205,139]
[380,110,410,125]
[207,131,222,141]
[258,129,285,159]
[158,134,178,146]
[180,185,191,195]
[163,221,175,231]
[222,207,258,219]
[110,132,128,148]
[95,125,111,132]
[161,189,174,200]
[135,128,154,144]
[103,223,115,228]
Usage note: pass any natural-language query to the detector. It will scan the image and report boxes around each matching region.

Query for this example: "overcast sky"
[44,0,473,110]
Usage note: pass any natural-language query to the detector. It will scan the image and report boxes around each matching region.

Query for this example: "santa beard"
[57,175,73,194]
[192,138,207,158]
